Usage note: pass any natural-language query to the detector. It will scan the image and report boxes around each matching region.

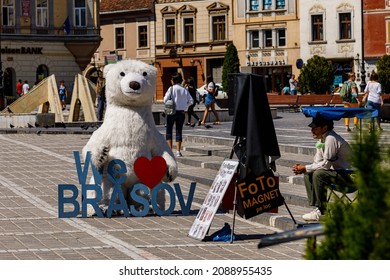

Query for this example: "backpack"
[339,81,351,102]
[164,87,176,115]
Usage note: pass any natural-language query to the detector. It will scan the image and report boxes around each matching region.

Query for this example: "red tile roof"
[100,0,155,13]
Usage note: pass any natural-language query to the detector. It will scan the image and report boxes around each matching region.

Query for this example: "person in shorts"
[58,80,68,110]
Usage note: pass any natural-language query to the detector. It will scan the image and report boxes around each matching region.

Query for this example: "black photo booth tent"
[229,73,280,176]
[226,73,298,241]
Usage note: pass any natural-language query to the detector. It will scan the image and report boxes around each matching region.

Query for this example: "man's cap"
[308,117,334,128]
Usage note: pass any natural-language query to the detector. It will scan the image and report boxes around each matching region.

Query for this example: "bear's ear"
[103,64,115,78]
[146,65,157,77]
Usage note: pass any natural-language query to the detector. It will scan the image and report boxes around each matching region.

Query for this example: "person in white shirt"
[292,117,352,221]
[22,80,30,95]
[163,72,193,157]
[364,71,384,131]
[289,74,297,95]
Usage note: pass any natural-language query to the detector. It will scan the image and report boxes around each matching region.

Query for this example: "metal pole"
[360,0,366,93]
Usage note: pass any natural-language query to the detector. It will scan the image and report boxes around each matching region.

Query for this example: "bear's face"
[104,59,157,107]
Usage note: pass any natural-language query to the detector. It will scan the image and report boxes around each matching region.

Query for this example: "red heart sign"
[134,156,167,188]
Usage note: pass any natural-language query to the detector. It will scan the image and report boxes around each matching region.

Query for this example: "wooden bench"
[330,94,366,106]
[297,94,333,107]
[266,93,390,110]
[267,94,299,111]
[381,95,390,121]
[382,93,390,101]
[329,94,343,105]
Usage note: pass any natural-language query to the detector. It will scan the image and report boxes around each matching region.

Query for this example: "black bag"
[164,87,176,115]
[212,82,219,97]
[99,85,106,99]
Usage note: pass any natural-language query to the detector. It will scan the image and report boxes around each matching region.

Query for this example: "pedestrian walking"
[58,80,68,110]
[16,80,23,97]
[364,71,384,131]
[341,72,360,132]
[200,75,221,126]
[22,80,30,95]
[96,71,106,121]
[164,72,193,157]
[184,78,201,127]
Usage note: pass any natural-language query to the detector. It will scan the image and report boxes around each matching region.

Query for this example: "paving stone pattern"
[0,111,388,260]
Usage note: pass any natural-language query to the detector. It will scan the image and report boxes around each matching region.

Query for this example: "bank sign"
[0,46,43,55]
[58,151,196,218]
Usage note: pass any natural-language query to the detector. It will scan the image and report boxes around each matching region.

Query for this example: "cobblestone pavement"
[0,111,388,260]
[0,132,306,260]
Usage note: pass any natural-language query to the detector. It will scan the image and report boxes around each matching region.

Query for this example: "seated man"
[292,117,353,222]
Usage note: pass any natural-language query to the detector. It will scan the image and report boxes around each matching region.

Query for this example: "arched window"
[4,67,15,96]
[36,65,49,84]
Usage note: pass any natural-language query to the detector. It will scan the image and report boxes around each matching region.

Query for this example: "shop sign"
[0,47,43,55]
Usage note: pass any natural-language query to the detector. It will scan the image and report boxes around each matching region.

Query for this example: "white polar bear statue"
[82,59,178,216]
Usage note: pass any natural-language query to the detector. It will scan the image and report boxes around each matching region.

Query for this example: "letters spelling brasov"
[57,151,196,218]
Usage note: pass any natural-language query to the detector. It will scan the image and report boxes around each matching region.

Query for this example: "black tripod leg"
[230,182,238,243]
[229,136,239,159]
[229,136,241,243]
[284,200,298,226]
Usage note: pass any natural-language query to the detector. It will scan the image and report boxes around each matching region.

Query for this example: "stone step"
[178,158,308,205]
[176,160,311,230]
[183,134,235,147]
[181,144,311,185]
[176,135,318,230]
[278,143,316,156]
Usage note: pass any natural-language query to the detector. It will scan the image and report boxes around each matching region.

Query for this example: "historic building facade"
[300,0,363,91]
[96,0,156,78]
[0,0,101,103]
[3,1,389,104]
[154,0,233,101]
[97,0,233,101]
[233,0,300,94]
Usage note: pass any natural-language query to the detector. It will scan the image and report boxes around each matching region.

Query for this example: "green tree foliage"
[298,55,334,94]
[306,130,390,259]
[222,42,240,93]
[376,54,390,94]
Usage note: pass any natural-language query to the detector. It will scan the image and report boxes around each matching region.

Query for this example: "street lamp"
[360,0,366,93]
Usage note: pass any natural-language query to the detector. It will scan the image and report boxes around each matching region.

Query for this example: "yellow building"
[233,0,300,94]
[155,0,233,101]
[0,0,101,105]
[97,1,300,101]
[96,0,156,76]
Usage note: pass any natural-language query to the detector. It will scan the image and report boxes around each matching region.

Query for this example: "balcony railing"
[0,25,99,36]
